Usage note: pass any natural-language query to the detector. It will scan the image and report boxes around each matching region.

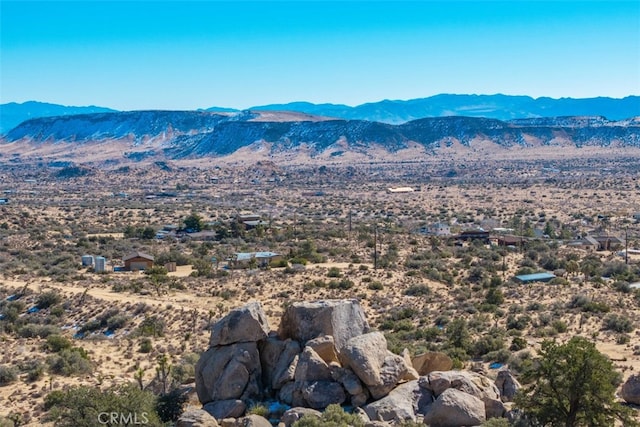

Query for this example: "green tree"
[44,383,162,427]
[183,212,204,232]
[515,336,638,427]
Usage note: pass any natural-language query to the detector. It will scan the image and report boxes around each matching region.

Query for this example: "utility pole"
[374,224,378,270]
[625,227,629,265]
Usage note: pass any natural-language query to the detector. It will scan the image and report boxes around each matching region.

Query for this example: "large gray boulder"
[306,335,340,365]
[495,369,521,402]
[294,347,333,383]
[238,415,271,427]
[621,374,640,405]
[203,400,246,420]
[210,302,270,347]
[279,300,369,350]
[368,353,410,399]
[196,342,262,404]
[340,332,391,386]
[341,332,408,399]
[420,370,501,401]
[363,380,433,423]
[259,337,301,391]
[421,371,502,421]
[423,388,486,427]
[300,380,347,409]
[177,408,220,427]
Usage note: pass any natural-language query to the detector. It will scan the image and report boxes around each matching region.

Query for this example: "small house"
[123,251,154,271]
[422,222,451,236]
[229,251,282,269]
[387,187,415,194]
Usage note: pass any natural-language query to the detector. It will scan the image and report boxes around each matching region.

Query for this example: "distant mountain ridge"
[229,94,640,124]
[2,94,639,134]
[3,110,639,162]
[0,101,117,134]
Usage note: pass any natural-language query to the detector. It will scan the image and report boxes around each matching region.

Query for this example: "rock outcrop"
[424,388,486,427]
[195,300,517,426]
[495,369,521,402]
[621,374,640,405]
[278,299,369,350]
[412,351,454,375]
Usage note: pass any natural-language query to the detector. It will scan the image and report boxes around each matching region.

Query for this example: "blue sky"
[1,1,639,110]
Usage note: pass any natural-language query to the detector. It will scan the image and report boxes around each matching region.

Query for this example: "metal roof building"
[514,272,556,284]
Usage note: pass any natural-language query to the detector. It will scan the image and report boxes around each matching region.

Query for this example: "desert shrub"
[0,365,18,385]
[79,319,102,334]
[506,314,530,331]
[18,324,61,338]
[45,334,73,352]
[368,281,384,290]
[106,313,129,330]
[247,403,269,417]
[139,338,153,353]
[473,328,506,358]
[36,291,62,309]
[21,359,45,382]
[552,320,568,333]
[404,283,431,296]
[171,353,199,384]
[603,314,634,333]
[328,279,354,290]
[510,336,528,351]
[47,347,92,376]
[137,315,166,337]
[612,281,631,293]
[293,404,364,427]
[485,287,504,305]
[327,267,342,278]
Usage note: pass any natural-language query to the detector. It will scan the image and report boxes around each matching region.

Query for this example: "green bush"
[293,404,364,427]
[137,316,166,337]
[45,334,73,352]
[44,383,162,427]
[36,291,62,309]
[603,314,634,333]
[368,281,384,291]
[404,284,431,296]
[327,267,342,278]
[47,347,92,376]
[139,338,153,353]
[0,365,18,386]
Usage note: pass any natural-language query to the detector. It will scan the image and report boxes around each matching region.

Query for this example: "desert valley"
[0,98,639,427]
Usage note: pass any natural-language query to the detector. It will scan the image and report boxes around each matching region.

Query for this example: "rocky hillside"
[2,111,639,161]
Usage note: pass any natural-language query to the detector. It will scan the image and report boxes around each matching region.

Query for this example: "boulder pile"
[191,299,518,426]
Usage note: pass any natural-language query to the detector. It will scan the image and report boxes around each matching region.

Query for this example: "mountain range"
[2,94,639,135]
[2,109,639,164]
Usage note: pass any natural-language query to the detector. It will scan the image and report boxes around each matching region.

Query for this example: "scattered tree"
[515,336,638,427]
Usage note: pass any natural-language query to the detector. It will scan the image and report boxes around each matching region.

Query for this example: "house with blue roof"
[514,272,556,284]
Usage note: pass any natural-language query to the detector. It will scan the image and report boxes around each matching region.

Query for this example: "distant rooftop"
[515,272,556,283]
